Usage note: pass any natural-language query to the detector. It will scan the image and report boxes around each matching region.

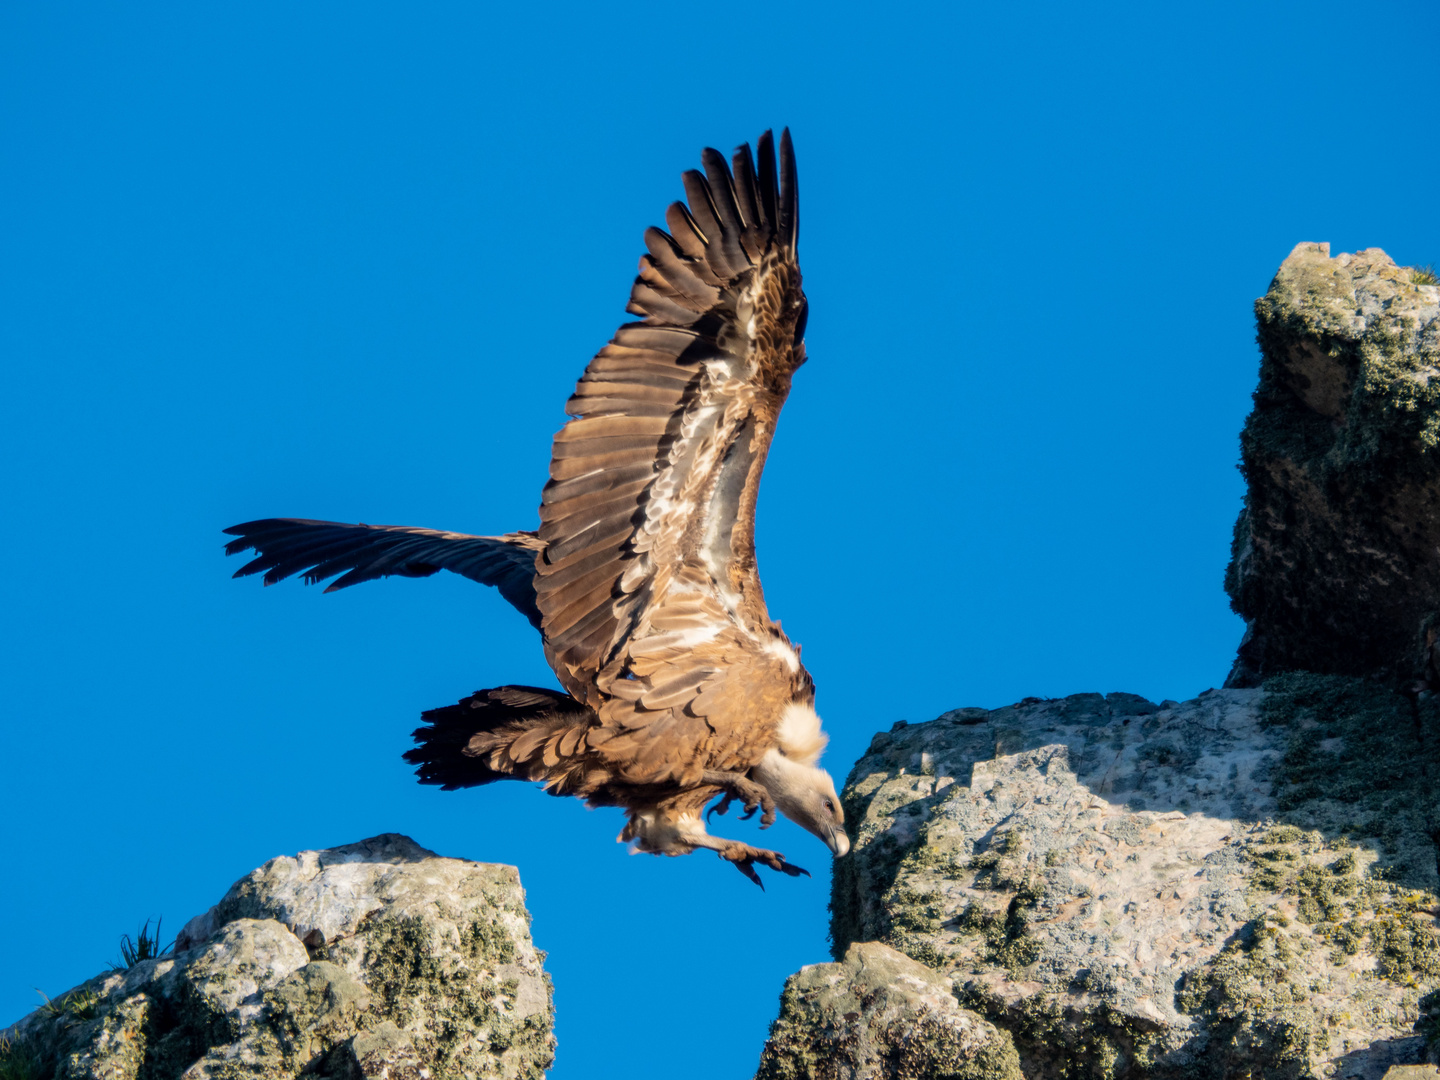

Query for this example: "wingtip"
[778,128,798,251]
[755,130,779,237]
[223,519,272,536]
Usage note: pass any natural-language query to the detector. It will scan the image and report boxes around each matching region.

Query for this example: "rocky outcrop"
[1226,243,1440,685]
[827,682,1440,1079]
[755,941,1021,1080]
[1,834,553,1080]
[745,243,1440,1080]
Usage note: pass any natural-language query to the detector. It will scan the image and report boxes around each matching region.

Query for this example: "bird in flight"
[224,130,847,885]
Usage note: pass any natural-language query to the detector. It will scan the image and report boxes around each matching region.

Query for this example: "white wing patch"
[619,269,772,650]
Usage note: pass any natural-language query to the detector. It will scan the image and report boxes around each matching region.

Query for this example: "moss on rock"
[1258,672,1440,892]
[337,910,552,1079]
[755,942,1021,1080]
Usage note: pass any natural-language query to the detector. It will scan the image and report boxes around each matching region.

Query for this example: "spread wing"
[536,129,810,783]
[224,518,543,628]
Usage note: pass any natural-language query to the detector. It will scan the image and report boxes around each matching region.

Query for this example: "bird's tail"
[404,685,596,791]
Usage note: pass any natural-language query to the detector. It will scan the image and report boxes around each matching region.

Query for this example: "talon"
[753,848,807,877]
[707,792,735,822]
[712,840,807,886]
[729,857,765,889]
[754,853,807,878]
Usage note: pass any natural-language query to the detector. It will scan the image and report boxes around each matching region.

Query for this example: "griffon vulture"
[225,130,847,885]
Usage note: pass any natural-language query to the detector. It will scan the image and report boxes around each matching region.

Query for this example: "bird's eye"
[824,798,835,813]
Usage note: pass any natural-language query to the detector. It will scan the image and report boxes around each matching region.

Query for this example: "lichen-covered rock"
[1,834,553,1080]
[755,941,1021,1080]
[831,685,1440,1079]
[1225,242,1440,685]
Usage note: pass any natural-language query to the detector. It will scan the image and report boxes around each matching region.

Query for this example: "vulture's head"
[753,700,850,856]
[752,749,849,856]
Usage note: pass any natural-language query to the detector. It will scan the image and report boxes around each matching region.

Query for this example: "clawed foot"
[703,770,776,827]
[714,840,809,890]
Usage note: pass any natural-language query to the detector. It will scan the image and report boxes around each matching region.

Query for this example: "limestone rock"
[1,834,553,1080]
[755,941,1021,1080]
[830,684,1440,1079]
[1226,242,1440,684]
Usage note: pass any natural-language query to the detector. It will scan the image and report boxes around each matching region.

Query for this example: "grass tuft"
[0,1035,44,1080]
[112,917,172,970]
[34,985,100,1022]
[1412,264,1439,286]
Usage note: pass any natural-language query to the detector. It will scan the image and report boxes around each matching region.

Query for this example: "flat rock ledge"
[829,682,1440,1080]
[755,941,1021,1080]
[1,834,554,1080]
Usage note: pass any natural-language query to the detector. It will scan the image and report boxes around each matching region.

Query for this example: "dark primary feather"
[223,518,543,628]
[729,143,765,257]
[778,129,799,251]
[756,130,779,237]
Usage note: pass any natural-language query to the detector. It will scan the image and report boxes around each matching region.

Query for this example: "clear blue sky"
[4,3,1437,1076]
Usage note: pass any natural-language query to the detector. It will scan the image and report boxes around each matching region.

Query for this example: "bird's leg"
[701,770,776,827]
[684,832,810,889]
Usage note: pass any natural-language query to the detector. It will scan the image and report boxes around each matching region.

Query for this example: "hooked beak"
[827,827,851,858]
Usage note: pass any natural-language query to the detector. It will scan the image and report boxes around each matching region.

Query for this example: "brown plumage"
[224,131,846,885]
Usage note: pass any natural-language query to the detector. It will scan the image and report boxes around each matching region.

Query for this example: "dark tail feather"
[404,685,595,791]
